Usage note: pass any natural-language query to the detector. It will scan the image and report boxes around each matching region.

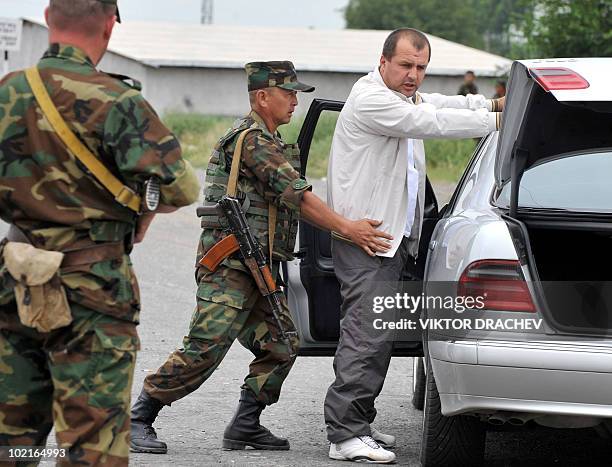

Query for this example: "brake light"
[530,67,589,91]
[458,260,536,312]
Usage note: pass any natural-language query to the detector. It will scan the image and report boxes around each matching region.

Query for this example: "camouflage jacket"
[199,111,311,273]
[0,44,200,322]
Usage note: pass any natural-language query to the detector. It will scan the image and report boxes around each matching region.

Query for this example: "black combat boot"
[222,389,290,450]
[130,389,168,454]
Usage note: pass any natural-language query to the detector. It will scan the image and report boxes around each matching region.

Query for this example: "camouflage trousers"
[0,303,138,466]
[143,265,299,406]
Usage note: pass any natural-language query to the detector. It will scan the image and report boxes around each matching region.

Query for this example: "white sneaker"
[329,436,396,463]
[370,427,396,449]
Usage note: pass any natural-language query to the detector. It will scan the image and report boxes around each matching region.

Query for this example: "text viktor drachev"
[370,292,543,332]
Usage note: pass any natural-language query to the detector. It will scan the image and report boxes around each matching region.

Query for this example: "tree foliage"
[518,0,612,58]
[345,0,486,50]
[344,0,611,59]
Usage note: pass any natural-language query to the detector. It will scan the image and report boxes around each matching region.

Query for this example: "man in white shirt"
[325,28,504,464]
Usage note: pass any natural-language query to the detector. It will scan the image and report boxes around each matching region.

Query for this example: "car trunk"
[528,226,612,282]
[524,221,612,334]
[497,60,612,335]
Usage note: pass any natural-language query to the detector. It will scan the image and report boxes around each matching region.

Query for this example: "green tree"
[345,0,486,50]
[518,0,612,58]
[476,0,530,58]
[343,0,612,59]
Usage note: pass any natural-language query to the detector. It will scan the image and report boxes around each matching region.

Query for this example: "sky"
[1,0,348,29]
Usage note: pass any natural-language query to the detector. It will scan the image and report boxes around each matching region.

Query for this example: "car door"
[286,98,438,356]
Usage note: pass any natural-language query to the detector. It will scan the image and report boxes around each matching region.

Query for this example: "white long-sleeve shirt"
[327,66,498,257]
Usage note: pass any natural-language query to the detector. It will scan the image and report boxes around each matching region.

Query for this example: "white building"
[8,18,511,116]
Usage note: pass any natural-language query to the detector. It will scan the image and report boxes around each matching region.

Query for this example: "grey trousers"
[324,236,411,443]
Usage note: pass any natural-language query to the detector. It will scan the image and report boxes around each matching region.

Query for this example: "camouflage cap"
[245,61,315,93]
[97,0,121,22]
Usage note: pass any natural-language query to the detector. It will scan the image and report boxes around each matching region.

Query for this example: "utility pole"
[201,0,213,25]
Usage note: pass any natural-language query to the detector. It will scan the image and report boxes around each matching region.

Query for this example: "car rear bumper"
[429,338,612,417]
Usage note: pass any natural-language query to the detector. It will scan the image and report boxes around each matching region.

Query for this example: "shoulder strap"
[226,128,256,197]
[227,128,277,263]
[268,203,277,264]
[25,67,141,213]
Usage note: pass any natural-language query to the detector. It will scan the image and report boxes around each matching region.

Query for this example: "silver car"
[286,57,612,466]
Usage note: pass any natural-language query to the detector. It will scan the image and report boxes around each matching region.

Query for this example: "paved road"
[4,179,612,466]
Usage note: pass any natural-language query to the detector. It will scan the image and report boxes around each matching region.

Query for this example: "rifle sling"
[227,128,276,264]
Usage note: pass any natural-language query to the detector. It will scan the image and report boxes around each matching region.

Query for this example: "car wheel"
[411,357,425,410]
[420,356,486,467]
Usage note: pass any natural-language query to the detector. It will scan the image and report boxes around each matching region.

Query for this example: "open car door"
[286,99,438,356]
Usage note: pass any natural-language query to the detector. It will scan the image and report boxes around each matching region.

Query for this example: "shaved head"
[48,0,116,37]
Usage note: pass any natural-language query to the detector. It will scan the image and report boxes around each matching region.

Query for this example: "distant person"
[458,70,479,95]
[493,80,507,98]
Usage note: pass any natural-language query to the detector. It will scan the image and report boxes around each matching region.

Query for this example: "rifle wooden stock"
[199,234,240,271]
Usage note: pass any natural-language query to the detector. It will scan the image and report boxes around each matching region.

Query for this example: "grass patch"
[279,112,339,179]
[164,112,478,182]
[164,113,234,167]
[425,139,479,181]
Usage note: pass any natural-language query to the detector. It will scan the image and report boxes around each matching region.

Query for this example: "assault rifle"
[196,195,297,357]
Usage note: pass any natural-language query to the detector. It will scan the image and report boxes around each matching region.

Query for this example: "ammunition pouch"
[3,225,127,332]
[3,242,71,333]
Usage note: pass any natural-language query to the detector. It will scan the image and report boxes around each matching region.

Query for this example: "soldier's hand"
[346,219,393,256]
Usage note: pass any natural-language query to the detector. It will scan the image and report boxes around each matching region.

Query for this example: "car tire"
[411,357,426,410]
[420,356,486,467]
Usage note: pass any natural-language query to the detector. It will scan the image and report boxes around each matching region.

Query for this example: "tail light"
[529,67,589,91]
[458,260,536,312]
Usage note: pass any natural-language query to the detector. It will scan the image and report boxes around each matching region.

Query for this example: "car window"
[449,134,496,214]
[496,149,612,212]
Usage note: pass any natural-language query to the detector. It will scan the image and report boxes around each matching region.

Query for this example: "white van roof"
[519,58,612,102]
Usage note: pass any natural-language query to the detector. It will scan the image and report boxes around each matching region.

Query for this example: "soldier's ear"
[256,89,269,108]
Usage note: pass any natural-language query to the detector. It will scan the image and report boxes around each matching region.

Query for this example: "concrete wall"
[145,66,250,116]
[6,21,48,71]
[7,21,497,118]
[98,52,149,90]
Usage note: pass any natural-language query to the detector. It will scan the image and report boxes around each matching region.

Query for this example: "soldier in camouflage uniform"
[130,61,393,453]
[0,1,200,465]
